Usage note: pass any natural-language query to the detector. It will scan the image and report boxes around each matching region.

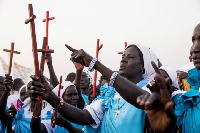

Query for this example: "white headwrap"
[179,62,195,73]
[160,66,179,89]
[53,81,75,97]
[135,45,158,81]
[18,84,26,101]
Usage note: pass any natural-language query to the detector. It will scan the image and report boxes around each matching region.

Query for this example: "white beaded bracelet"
[109,72,119,87]
[88,58,98,72]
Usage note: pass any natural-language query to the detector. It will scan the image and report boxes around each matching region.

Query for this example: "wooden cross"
[3,42,20,75]
[42,11,55,62]
[38,37,54,72]
[25,4,40,80]
[92,39,103,97]
[52,76,63,128]
[118,42,127,54]
[25,4,54,102]
[114,110,121,119]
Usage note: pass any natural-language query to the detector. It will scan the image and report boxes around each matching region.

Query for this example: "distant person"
[65,72,76,83]
[7,78,25,108]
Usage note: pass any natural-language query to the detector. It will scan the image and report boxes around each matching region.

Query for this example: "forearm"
[74,70,85,109]
[62,120,83,133]
[94,61,148,108]
[47,63,59,87]
[46,92,94,125]
[30,101,43,133]
[0,90,10,119]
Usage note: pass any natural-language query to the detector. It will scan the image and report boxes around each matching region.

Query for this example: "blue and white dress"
[85,79,149,133]
[12,100,53,133]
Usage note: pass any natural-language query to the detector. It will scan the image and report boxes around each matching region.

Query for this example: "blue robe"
[85,79,147,133]
[81,93,89,105]
[175,68,200,133]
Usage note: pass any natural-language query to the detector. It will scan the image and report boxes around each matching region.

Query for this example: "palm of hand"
[147,103,173,133]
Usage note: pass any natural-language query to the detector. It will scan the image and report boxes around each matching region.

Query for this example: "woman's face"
[80,72,90,89]
[192,24,200,70]
[20,87,29,102]
[62,86,79,106]
[119,46,143,78]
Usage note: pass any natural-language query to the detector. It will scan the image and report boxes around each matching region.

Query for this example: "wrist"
[88,58,98,72]
[76,69,83,73]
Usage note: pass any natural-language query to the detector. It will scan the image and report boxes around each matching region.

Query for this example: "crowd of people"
[0,22,200,133]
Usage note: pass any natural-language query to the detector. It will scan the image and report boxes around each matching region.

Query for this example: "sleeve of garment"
[142,85,151,93]
[85,99,104,129]
[41,119,56,133]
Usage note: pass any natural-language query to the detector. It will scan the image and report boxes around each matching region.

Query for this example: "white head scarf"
[160,66,179,89]
[135,45,158,81]
[53,81,75,97]
[179,62,195,73]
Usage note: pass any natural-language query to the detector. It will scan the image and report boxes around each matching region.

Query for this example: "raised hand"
[3,74,13,91]
[73,61,84,71]
[45,53,52,64]
[27,71,52,101]
[137,62,176,133]
[51,113,67,127]
[65,44,93,67]
[6,106,17,119]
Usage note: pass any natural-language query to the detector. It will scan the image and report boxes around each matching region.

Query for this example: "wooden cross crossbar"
[92,39,103,97]
[39,37,54,72]
[118,42,127,54]
[3,49,20,54]
[3,42,20,75]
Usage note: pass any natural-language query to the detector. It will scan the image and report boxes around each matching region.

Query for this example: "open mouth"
[119,66,125,70]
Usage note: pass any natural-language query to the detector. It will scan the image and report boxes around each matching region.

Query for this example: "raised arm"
[28,76,48,133]
[0,75,13,122]
[73,62,85,109]
[45,53,59,87]
[28,72,94,126]
[65,45,148,109]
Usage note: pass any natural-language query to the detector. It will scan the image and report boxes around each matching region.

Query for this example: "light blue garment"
[55,123,83,133]
[175,68,200,133]
[81,93,89,105]
[85,79,147,133]
[12,104,52,132]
